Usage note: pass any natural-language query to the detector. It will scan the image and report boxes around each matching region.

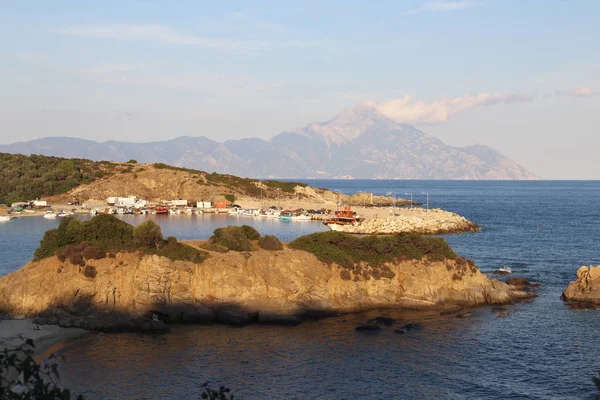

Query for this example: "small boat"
[0,215,13,222]
[57,210,74,217]
[291,213,312,221]
[89,208,99,216]
[279,211,293,221]
[154,206,169,215]
[43,211,57,219]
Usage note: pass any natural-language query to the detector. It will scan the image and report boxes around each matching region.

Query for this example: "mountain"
[0,104,539,179]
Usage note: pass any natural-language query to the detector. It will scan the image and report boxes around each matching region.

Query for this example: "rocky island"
[562,265,600,304]
[0,215,531,332]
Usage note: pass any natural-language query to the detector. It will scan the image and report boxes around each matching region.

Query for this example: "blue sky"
[0,1,599,178]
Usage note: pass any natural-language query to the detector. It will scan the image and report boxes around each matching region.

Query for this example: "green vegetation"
[289,231,457,268]
[34,215,208,264]
[209,225,261,252]
[0,153,116,204]
[258,235,283,251]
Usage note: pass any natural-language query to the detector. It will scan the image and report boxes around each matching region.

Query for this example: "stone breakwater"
[562,265,600,303]
[335,208,479,235]
[0,244,531,331]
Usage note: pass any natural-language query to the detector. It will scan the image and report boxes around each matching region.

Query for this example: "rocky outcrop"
[331,209,479,235]
[0,244,531,330]
[562,265,600,303]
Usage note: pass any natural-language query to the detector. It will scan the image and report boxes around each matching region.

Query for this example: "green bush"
[240,225,260,240]
[157,242,208,263]
[133,220,164,250]
[258,235,283,251]
[81,214,134,251]
[34,215,209,264]
[210,225,261,251]
[289,231,457,269]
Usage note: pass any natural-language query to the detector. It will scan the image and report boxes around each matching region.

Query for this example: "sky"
[0,0,599,179]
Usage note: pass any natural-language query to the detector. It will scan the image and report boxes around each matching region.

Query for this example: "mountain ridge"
[0,104,539,180]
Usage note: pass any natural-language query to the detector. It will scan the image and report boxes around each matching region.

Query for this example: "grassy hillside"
[0,153,120,205]
[0,153,311,205]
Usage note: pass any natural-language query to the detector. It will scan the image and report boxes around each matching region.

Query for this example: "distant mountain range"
[0,103,539,179]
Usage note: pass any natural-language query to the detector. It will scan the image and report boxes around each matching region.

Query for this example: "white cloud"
[55,24,318,51]
[369,92,532,124]
[403,1,480,15]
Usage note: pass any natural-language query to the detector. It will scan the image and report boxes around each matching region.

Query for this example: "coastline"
[0,318,88,358]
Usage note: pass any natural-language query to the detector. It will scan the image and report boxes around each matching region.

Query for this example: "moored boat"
[322,208,364,230]
[279,211,293,221]
[291,213,312,221]
[43,211,57,219]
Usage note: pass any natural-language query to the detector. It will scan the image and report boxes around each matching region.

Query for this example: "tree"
[133,220,164,250]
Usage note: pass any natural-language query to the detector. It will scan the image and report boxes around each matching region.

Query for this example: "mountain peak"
[296,102,395,145]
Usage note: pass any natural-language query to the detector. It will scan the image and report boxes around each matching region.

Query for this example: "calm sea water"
[2,180,600,399]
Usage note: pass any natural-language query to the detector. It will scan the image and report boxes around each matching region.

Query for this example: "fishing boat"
[322,208,364,231]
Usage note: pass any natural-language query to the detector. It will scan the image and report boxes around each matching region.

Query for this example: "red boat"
[322,208,364,231]
[154,206,169,215]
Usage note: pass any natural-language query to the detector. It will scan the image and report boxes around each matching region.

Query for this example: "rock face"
[562,265,600,303]
[0,245,530,327]
[330,209,479,235]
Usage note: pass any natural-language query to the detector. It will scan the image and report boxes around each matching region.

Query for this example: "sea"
[1,180,600,399]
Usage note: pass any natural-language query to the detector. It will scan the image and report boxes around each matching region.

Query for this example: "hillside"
[0,153,312,205]
[0,103,540,180]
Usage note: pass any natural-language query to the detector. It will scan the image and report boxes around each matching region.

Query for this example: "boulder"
[394,323,422,334]
[563,264,600,304]
[506,277,531,287]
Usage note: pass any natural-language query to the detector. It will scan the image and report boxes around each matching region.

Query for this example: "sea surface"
[1,180,600,399]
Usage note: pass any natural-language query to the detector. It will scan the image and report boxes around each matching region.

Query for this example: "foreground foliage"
[289,231,458,268]
[34,215,208,263]
[0,339,84,399]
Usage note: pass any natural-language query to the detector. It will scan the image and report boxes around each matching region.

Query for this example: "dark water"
[2,180,600,399]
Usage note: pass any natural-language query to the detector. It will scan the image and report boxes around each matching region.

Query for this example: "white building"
[33,200,48,207]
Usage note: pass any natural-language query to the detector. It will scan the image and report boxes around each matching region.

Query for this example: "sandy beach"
[0,318,88,358]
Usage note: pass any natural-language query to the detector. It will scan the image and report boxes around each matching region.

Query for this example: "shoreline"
[0,318,88,359]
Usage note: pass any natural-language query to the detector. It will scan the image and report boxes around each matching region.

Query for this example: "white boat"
[43,211,57,219]
[90,208,99,215]
[291,213,312,221]
[57,211,74,217]
[496,266,513,274]
[0,215,13,222]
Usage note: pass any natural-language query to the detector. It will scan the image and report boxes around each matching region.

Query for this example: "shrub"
[81,214,134,251]
[133,220,164,249]
[224,194,235,203]
[68,252,85,266]
[82,245,105,260]
[34,228,60,260]
[289,231,457,269]
[82,265,97,279]
[210,226,260,251]
[240,225,260,240]
[166,236,178,248]
[157,243,208,263]
[340,269,351,280]
[127,159,137,164]
[258,235,283,251]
